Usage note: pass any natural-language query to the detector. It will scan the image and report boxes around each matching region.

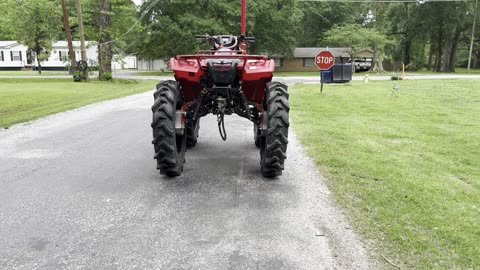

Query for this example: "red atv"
[151,0,289,177]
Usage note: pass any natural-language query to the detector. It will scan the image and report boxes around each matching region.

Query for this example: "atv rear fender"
[170,51,274,103]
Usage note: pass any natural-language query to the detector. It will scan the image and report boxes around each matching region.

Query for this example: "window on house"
[0,51,4,61]
[12,51,22,61]
[273,58,282,68]
[59,51,69,62]
[303,58,314,67]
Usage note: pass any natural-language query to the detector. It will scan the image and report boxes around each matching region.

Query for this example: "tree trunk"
[440,27,460,73]
[98,42,112,77]
[35,50,42,74]
[98,0,112,77]
[373,2,385,72]
[448,28,461,72]
[440,33,453,72]
[434,29,443,72]
[427,35,435,70]
[372,46,384,72]
[474,51,480,68]
[403,39,411,67]
[76,0,88,80]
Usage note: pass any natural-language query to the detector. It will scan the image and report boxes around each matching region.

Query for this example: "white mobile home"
[0,41,30,70]
[33,41,98,71]
[1,40,141,71]
[0,41,98,71]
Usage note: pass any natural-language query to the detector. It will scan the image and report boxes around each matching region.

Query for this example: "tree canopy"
[1,0,479,72]
[6,0,61,73]
[129,0,302,60]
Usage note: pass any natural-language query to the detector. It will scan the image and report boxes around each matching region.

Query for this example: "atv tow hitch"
[217,112,227,141]
[217,97,227,141]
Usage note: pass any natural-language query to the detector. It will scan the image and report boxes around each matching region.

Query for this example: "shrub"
[99,72,113,81]
[73,71,85,82]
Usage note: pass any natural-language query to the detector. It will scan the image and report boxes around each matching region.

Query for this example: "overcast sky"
[132,0,142,6]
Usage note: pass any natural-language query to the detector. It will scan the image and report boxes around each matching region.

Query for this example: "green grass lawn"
[274,71,319,76]
[0,78,156,128]
[290,80,480,269]
[131,71,174,76]
[410,68,480,75]
[454,68,480,74]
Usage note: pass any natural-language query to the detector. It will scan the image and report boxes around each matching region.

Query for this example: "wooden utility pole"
[468,0,478,72]
[60,0,76,75]
[75,0,88,79]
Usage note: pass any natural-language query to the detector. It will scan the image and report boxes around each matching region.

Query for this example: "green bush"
[99,72,112,81]
[73,71,85,82]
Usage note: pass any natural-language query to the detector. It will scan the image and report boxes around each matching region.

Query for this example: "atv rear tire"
[151,81,186,177]
[260,82,289,177]
[186,119,200,148]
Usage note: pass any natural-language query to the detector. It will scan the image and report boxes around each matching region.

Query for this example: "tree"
[324,24,389,70]
[98,0,112,77]
[80,0,138,78]
[0,1,16,40]
[298,2,359,47]
[248,0,302,56]
[10,0,60,74]
[386,1,473,72]
[438,2,469,72]
[131,0,301,60]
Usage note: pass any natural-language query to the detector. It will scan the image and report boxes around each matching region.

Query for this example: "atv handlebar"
[195,34,255,42]
[238,35,255,42]
[195,34,211,39]
[195,34,255,50]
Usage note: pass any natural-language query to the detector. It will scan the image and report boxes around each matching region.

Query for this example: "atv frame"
[151,0,289,177]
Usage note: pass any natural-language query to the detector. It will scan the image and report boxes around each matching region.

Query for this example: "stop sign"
[315,51,335,70]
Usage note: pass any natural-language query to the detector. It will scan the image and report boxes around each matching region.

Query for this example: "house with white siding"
[38,41,98,70]
[1,40,140,71]
[0,41,29,70]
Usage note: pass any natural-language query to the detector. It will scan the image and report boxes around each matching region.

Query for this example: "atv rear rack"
[175,52,270,71]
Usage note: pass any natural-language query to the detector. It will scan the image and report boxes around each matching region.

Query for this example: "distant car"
[350,59,372,72]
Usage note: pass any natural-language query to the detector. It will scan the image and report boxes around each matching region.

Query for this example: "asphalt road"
[0,91,372,269]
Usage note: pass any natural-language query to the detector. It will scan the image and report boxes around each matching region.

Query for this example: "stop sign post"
[315,51,335,93]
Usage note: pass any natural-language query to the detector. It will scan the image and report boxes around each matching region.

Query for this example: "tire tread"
[261,82,290,177]
[152,80,183,176]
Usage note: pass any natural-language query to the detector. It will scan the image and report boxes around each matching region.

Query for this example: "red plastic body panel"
[170,51,274,103]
